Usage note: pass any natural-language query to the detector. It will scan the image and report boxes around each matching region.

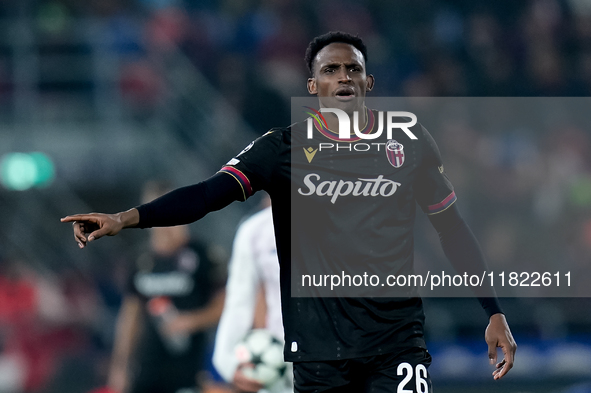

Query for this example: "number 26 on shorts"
[397,362,429,393]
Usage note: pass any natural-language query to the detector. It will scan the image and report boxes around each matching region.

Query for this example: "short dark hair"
[305,31,368,75]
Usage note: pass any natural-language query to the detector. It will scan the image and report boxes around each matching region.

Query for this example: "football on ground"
[234,329,287,386]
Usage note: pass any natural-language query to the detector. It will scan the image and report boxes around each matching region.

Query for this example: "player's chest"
[291,137,420,205]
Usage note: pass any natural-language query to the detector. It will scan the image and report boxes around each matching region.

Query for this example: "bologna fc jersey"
[218,112,455,362]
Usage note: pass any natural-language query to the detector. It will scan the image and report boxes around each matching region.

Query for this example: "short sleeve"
[217,129,283,201]
[414,125,457,215]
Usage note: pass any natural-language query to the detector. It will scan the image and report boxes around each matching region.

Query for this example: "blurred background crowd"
[1,0,591,392]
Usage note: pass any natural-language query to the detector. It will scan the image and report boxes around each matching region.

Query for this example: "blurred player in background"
[213,199,292,393]
[107,181,225,393]
[63,32,516,392]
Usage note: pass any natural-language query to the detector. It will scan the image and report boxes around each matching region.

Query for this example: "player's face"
[307,42,374,112]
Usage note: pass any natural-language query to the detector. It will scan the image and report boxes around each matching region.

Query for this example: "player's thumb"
[488,342,497,365]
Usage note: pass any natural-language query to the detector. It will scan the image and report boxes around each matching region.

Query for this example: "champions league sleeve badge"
[386,140,405,168]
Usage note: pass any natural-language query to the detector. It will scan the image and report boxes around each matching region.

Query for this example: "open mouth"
[334,87,355,101]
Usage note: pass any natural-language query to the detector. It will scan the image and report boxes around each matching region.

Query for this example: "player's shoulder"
[264,126,292,145]
[261,126,291,138]
[244,127,291,151]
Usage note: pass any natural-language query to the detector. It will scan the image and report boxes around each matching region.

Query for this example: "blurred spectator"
[0,258,100,392]
[107,181,225,393]
[119,59,165,114]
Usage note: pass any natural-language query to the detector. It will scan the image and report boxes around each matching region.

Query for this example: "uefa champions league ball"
[234,329,287,386]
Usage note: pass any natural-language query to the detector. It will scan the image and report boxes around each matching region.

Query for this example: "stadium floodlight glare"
[29,152,55,188]
[0,152,55,190]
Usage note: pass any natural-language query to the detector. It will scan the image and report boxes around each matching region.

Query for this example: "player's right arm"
[61,172,244,248]
[61,130,282,248]
[61,172,249,248]
[61,209,140,248]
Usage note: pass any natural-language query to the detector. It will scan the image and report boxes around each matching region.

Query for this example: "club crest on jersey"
[386,140,405,168]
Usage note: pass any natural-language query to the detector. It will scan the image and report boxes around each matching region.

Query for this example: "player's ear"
[307,78,317,95]
[366,74,375,92]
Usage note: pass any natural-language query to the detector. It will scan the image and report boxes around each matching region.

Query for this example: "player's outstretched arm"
[485,313,517,380]
[61,208,139,248]
[61,172,245,248]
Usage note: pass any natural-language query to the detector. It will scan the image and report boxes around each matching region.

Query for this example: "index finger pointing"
[61,214,97,223]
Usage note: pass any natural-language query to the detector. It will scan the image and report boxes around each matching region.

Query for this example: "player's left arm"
[428,204,517,380]
[415,125,516,379]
